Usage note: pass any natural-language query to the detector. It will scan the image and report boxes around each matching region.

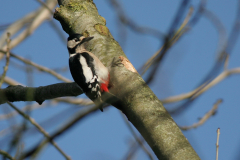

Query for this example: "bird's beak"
[81,36,94,43]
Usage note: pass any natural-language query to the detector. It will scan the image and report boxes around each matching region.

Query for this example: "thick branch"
[0,82,83,105]
[54,0,200,159]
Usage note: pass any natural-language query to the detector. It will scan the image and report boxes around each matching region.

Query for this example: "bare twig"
[0,12,37,48]
[141,6,193,76]
[161,67,240,104]
[0,149,15,160]
[0,97,92,121]
[0,23,11,31]
[0,76,23,86]
[36,0,54,14]
[216,128,220,160]
[6,102,71,160]
[123,139,141,160]
[48,20,67,44]
[1,0,57,52]
[144,1,192,76]
[191,2,240,103]
[168,0,191,37]
[121,114,154,160]
[53,97,93,105]
[0,103,47,120]
[0,50,71,82]
[22,105,100,159]
[224,55,229,71]
[202,8,227,58]
[226,0,240,54]
[108,0,165,39]
[188,7,228,92]
[180,99,222,130]
[188,0,206,27]
[0,33,11,88]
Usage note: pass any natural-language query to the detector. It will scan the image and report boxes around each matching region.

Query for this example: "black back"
[69,52,101,100]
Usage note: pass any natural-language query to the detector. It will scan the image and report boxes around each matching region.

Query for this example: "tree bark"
[54,0,200,159]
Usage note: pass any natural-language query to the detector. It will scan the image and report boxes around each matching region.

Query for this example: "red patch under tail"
[100,83,109,92]
[100,73,110,92]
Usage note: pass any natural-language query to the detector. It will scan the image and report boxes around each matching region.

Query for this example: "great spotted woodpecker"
[67,34,110,111]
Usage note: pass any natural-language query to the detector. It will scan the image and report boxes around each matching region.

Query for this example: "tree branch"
[0,149,15,160]
[216,128,220,160]
[0,50,71,82]
[0,33,11,88]
[21,104,99,159]
[179,99,223,130]
[0,82,83,105]
[7,102,71,160]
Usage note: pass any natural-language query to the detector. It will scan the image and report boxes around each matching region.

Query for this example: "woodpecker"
[67,34,110,111]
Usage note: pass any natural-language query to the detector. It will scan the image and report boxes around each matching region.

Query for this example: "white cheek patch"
[67,40,79,48]
[79,56,93,83]
[69,53,77,57]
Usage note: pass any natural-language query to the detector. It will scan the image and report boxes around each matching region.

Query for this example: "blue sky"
[0,0,240,160]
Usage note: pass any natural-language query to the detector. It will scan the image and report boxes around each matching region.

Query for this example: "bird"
[67,34,110,111]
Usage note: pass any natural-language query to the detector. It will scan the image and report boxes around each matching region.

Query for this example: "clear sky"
[0,0,240,160]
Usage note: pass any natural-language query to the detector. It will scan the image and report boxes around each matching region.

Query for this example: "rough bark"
[54,0,200,159]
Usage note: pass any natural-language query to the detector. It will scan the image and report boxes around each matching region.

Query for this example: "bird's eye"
[74,38,79,41]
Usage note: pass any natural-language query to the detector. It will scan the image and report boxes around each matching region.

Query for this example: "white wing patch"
[90,75,98,83]
[87,75,101,98]
[79,56,93,83]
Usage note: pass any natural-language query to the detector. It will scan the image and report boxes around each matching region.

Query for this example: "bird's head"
[67,34,94,53]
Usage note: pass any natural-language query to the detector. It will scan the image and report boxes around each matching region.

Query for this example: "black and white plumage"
[67,34,109,111]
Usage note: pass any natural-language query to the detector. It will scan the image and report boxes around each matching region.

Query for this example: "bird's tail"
[94,98,104,112]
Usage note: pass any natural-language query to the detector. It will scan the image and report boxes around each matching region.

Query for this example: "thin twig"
[224,55,229,71]
[0,50,71,82]
[123,139,140,160]
[143,0,191,84]
[0,33,11,88]
[0,149,15,160]
[1,0,57,52]
[161,67,240,104]
[6,102,71,160]
[202,8,227,59]
[0,76,23,86]
[189,2,240,106]
[216,128,220,160]
[22,105,100,159]
[0,98,92,121]
[48,20,67,44]
[0,12,37,49]
[36,0,54,14]
[168,0,191,37]
[141,6,193,75]
[121,113,154,160]
[188,0,206,27]
[108,0,165,39]
[0,103,47,120]
[53,97,93,105]
[180,99,223,130]
[226,0,240,54]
